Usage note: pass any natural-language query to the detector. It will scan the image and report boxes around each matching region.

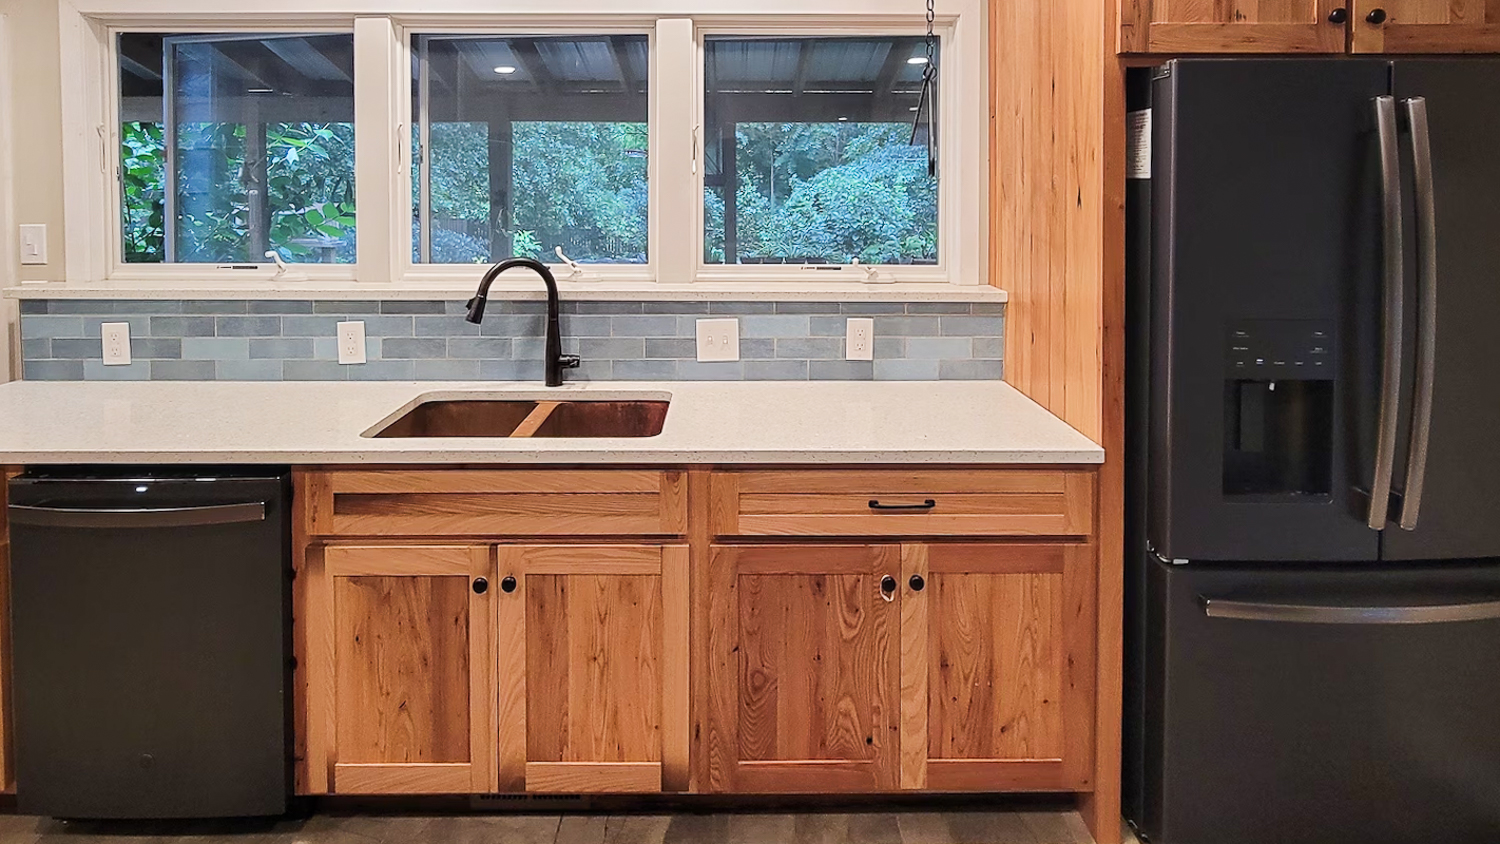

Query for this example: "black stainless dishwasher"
[8,467,292,819]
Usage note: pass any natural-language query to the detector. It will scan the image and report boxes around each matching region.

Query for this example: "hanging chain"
[910,0,939,178]
[925,0,937,69]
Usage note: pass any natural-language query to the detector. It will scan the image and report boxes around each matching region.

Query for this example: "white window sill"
[5,279,1008,304]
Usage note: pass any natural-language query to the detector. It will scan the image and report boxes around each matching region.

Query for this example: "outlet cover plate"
[696,318,740,362]
[337,321,367,365]
[846,317,875,361]
[101,322,132,366]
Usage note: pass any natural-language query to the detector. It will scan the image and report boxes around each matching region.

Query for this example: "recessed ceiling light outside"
[907,56,929,65]
[247,87,274,94]
[494,65,517,74]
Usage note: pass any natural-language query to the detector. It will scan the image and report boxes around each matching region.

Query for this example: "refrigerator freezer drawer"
[1140,558,1500,844]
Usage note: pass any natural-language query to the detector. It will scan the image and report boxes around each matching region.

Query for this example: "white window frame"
[57,0,987,291]
[62,10,362,285]
[690,12,984,287]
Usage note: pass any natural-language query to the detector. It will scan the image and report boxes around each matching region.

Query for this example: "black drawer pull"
[473,577,489,595]
[500,576,518,593]
[868,499,937,512]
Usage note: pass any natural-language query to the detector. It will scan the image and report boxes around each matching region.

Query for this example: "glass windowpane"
[412,35,650,265]
[118,33,356,264]
[703,36,939,266]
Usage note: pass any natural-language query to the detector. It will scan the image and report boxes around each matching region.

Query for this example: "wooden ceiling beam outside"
[263,38,352,83]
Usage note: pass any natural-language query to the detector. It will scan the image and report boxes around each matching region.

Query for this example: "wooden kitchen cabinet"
[1349,0,1500,52]
[318,544,495,795]
[704,544,904,792]
[900,544,1096,792]
[494,544,689,794]
[1118,0,1349,54]
[703,541,1096,794]
[295,467,1104,806]
[1119,0,1500,53]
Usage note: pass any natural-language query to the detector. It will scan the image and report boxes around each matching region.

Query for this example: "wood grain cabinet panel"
[705,545,903,793]
[304,470,687,538]
[1351,0,1500,51]
[712,470,1093,539]
[495,545,690,794]
[323,545,494,795]
[899,545,1096,792]
[1119,0,1349,52]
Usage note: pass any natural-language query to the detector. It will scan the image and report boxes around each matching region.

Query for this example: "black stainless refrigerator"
[1125,59,1500,844]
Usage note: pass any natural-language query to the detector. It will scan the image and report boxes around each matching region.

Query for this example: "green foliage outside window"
[706,122,937,265]
[121,120,355,264]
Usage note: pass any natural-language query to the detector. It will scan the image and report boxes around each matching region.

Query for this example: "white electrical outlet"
[337,321,367,365]
[696,318,740,362]
[847,318,875,361]
[101,322,132,366]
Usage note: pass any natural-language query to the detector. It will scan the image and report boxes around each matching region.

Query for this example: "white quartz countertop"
[0,381,1103,465]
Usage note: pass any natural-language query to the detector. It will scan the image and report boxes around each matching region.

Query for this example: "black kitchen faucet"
[465,257,581,387]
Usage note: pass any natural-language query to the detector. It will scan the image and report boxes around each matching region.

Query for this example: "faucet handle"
[560,355,581,369]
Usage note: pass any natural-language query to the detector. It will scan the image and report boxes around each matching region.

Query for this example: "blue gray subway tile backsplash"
[20,299,1004,382]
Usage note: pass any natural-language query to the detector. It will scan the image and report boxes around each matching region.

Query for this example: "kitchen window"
[702,36,938,268]
[64,1,985,289]
[117,33,356,265]
[411,34,650,267]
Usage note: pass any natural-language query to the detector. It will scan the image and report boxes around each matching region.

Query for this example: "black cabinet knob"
[501,575,518,593]
[1366,7,1387,23]
[1328,7,1348,23]
[880,575,897,597]
[472,577,489,594]
[910,574,926,592]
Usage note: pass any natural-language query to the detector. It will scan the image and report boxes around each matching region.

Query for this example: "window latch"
[851,258,890,284]
[554,246,589,281]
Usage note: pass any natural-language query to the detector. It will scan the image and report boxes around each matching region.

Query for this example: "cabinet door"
[1351,0,1500,51]
[705,544,902,793]
[495,545,689,794]
[1119,0,1348,53]
[900,544,1095,792]
[324,545,494,794]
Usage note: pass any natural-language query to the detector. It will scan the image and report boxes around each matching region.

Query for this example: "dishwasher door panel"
[1138,557,1500,844]
[8,473,291,819]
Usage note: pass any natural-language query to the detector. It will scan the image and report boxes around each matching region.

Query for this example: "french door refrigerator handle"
[8,502,266,529]
[1201,596,1500,625]
[1399,96,1438,531]
[1367,95,1405,531]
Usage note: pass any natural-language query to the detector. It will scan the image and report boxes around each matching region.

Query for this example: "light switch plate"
[337,321,366,365]
[101,322,132,366]
[846,318,875,361]
[19,224,47,265]
[696,318,740,362]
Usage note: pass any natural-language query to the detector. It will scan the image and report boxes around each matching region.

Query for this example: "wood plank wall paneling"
[991,0,1125,839]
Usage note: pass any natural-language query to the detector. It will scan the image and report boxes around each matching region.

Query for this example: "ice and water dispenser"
[1222,320,1336,497]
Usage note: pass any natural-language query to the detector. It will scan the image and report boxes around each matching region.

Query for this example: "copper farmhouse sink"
[370,399,668,439]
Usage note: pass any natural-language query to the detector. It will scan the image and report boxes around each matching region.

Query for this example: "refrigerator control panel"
[1225,320,1335,380]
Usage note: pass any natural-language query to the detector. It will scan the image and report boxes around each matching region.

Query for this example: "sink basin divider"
[508,401,564,438]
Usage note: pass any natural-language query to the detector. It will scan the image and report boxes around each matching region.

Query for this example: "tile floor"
[0,811,1139,844]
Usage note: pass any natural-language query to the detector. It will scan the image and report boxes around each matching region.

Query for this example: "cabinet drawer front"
[306,470,687,537]
[713,470,1094,538]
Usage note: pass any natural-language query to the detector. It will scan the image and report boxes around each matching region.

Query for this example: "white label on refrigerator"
[1127,109,1152,179]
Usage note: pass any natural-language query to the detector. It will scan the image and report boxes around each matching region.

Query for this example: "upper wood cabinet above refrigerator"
[1118,0,1500,53]
[1118,0,1350,54]
[1349,0,1500,52]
